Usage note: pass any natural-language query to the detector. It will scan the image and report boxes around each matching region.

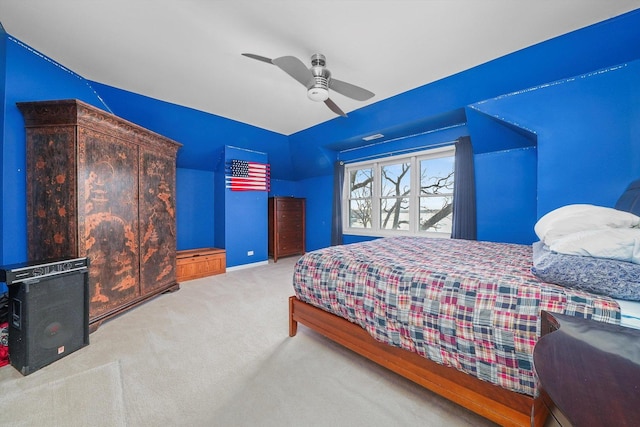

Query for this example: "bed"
[288,179,640,427]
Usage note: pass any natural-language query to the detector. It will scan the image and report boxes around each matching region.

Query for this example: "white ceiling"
[1,1,639,135]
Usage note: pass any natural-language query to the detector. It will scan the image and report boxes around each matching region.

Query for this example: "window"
[344,145,455,237]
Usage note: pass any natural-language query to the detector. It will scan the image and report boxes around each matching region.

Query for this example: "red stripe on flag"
[226,159,271,191]
[226,177,268,183]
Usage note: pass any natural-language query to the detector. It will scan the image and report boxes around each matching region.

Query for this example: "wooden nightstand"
[534,310,640,426]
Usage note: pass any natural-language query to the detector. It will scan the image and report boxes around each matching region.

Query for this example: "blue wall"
[2,10,640,268]
[89,82,293,178]
[474,147,538,244]
[269,178,302,198]
[0,26,6,291]
[176,168,215,250]
[299,174,333,251]
[0,25,6,267]
[218,146,269,267]
[1,34,109,266]
[471,62,640,218]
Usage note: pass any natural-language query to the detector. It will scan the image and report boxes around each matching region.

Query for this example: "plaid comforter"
[292,236,621,396]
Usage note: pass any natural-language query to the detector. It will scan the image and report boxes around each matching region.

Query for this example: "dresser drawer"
[277,235,304,254]
[276,219,303,233]
[277,209,303,222]
[278,229,303,243]
[276,198,304,211]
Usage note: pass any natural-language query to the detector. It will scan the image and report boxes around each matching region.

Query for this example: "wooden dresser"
[18,99,181,331]
[176,248,226,282]
[268,197,305,262]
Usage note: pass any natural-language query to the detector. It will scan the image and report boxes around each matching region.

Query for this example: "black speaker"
[1,258,89,375]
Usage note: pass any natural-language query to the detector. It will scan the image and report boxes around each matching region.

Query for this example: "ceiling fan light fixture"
[307,86,329,102]
[243,52,374,116]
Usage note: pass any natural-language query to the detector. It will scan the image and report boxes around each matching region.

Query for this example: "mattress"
[293,236,621,397]
[616,298,640,329]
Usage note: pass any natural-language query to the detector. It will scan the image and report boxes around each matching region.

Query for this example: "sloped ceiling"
[1,1,639,136]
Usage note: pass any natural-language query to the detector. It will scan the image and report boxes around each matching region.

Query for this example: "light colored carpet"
[1,361,126,426]
[0,257,496,427]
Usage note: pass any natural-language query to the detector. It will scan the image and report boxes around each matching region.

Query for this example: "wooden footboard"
[289,296,548,427]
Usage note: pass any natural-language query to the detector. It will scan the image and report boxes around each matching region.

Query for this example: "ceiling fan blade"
[329,78,375,101]
[272,56,313,87]
[241,53,274,64]
[324,98,347,117]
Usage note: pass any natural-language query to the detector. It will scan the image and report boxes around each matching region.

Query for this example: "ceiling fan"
[241,53,375,117]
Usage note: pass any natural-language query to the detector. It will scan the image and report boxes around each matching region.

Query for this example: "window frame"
[342,145,455,238]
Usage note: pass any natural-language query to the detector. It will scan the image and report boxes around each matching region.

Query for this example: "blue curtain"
[331,161,345,245]
[451,136,477,240]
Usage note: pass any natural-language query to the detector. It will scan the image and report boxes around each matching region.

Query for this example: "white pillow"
[549,228,640,264]
[534,204,640,245]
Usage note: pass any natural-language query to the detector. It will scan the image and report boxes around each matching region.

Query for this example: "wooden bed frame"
[289,296,549,427]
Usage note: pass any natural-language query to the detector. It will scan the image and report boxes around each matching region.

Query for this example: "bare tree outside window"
[381,162,410,230]
[348,168,373,228]
[345,147,455,235]
[419,157,454,232]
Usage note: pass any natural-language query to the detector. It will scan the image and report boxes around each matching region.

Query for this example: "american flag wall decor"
[225,159,271,191]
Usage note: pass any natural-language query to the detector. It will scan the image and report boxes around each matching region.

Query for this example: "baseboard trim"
[226,260,269,272]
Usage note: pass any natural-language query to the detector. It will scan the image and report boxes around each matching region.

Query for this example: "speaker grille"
[8,269,89,375]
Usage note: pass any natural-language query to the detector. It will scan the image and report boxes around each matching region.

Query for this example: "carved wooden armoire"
[18,99,181,331]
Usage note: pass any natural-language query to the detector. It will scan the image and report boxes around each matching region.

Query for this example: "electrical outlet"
[247,250,254,256]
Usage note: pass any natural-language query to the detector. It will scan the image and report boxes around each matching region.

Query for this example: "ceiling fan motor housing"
[307,54,330,101]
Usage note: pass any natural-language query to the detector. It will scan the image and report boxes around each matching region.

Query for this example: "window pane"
[419,196,453,233]
[380,197,410,230]
[350,168,372,198]
[420,157,454,195]
[381,162,410,196]
[343,146,455,236]
[349,199,371,228]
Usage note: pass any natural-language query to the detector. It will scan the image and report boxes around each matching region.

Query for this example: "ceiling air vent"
[362,133,384,141]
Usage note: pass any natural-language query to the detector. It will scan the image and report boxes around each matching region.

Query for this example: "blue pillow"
[615,178,640,216]
[531,241,640,301]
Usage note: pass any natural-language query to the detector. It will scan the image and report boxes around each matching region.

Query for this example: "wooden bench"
[176,248,226,282]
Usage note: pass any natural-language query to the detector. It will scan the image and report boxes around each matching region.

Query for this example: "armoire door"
[78,126,140,319]
[26,125,78,261]
[138,148,177,294]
